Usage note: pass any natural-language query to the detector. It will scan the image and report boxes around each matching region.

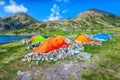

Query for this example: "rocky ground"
[17,36,99,80]
[17,52,96,80]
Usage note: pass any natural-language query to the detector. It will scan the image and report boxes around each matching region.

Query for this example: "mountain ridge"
[75,8,117,20]
[0,9,120,34]
[0,12,40,32]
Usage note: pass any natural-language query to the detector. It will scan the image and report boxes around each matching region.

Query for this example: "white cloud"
[4,0,27,14]
[55,0,69,3]
[48,4,61,21]
[62,9,68,13]
[0,1,5,5]
[44,3,68,21]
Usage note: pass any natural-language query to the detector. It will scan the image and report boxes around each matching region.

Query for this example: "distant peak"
[86,8,114,15]
[89,8,102,11]
[75,8,115,20]
[13,12,28,16]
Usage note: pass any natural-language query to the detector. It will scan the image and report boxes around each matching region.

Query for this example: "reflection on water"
[0,35,31,44]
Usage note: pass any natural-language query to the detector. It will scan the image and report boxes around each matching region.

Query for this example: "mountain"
[0,9,120,35]
[0,12,40,32]
[75,9,114,20]
[72,9,120,29]
[43,9,120,32]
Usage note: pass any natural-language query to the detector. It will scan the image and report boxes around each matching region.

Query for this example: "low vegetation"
[0,28,120,79]
[82,36,120,80]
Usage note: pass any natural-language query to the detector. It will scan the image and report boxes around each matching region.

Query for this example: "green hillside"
[1,9,120,35]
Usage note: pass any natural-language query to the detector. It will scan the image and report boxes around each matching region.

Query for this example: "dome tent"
[29,35,36,41]
[32,36,69,53]
[75,34,93,43]
[107,33,114,37]
[93,33,110,41]
[31,36,46,44]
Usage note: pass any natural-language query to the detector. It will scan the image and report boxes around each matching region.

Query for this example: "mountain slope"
[71,9,120,29]
[43,9,120,33]
[75,9,114,20]
[1,9,120,35]
[0,13,40,32]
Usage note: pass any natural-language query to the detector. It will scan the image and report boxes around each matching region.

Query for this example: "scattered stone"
[27,56,32,62]
[41,57,45,61]
[22,38,88,62]
[21,71,31,80]
[44,54,49,61]
[78,52,92,60]
[21,38,29,44]
[17,70,24,77]
[36,60,39,66]
[84,34,94,40]
[49,58,54,60]
[22,58,27,62]
[63,61,73,70]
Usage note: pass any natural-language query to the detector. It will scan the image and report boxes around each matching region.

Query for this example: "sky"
[0,0,120,21]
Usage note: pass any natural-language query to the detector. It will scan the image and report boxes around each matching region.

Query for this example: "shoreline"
[0,40,19,45]
[0,34,33,36]
[0,35,31,45]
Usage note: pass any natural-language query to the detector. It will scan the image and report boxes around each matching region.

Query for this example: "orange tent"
[29,35,37,41]
[75,34,92,43]
[32,36,68,53]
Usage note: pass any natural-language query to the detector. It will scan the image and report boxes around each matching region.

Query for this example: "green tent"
[31,36,46,44]
[72,34,78,37]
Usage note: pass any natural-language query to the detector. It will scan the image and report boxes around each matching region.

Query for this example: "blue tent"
[107,33,114,37]
[93,33,110,41]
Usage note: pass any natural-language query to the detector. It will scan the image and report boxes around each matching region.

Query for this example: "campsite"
[0,0,120,80]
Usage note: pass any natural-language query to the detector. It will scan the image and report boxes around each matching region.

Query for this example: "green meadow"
[0,28,120,80]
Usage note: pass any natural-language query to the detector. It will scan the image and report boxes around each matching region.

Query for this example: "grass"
[81,36,120,80]
[0,41,59,79]
[0,41,33,79]
[0,29,120,79]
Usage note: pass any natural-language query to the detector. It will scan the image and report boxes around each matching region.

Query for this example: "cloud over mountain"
[4,0,27,14]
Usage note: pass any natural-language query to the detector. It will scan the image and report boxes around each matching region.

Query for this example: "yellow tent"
[75,34,93,43]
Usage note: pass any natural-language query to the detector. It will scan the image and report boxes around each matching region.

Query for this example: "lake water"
[0,35,31,44]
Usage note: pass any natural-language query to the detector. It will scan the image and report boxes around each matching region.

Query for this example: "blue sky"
[0,0,120,21]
